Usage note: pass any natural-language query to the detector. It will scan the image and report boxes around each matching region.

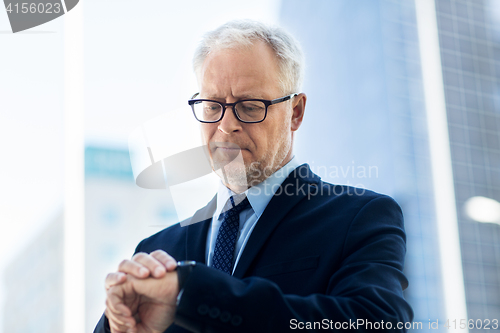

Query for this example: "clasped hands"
[104,250,180,333]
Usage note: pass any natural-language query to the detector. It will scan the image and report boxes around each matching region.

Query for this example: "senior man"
[94,20,413,333]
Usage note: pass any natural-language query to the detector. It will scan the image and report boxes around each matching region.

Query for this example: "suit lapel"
[233,164,320,278]
[184,195,217,263]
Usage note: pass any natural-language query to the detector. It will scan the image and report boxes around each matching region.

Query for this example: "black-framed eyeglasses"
[188,93,298,123]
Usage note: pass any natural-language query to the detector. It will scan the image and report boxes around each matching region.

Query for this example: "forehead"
[199,41,282,98]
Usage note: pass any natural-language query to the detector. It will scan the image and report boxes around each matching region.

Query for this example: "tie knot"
[220,194,250,219]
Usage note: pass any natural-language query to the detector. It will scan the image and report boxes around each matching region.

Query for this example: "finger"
[130,252,166,278]
[151,250,178,272]
[106,288,132,317]
[117,258,150,278]
[105,272,127,290]
[106,311,128,333]
[108,314,134,333]
[105,308,134,333]
[108,318,133,333]
[105,299,136,332]
[109,321,126,333]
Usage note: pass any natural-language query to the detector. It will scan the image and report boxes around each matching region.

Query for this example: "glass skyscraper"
[435,0,500,327]
[280,0,498,329]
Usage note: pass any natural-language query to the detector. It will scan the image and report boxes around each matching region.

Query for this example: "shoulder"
[290,164,402,215]
[321,181,401,212]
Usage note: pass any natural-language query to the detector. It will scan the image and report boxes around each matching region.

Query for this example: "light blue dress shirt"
[205,156,301,274]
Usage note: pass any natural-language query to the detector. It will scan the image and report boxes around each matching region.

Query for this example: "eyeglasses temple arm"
[270,93,298,105]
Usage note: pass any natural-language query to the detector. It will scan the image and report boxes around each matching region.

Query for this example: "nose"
[218,105,242,134]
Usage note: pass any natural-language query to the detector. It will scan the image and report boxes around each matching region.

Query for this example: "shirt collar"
[214,156,301,220]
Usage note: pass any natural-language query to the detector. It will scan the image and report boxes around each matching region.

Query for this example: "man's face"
[198,41,298,191]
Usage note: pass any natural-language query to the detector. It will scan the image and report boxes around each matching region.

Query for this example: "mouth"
[209,142,248,164]
[216,147,243,151]
[210,142,247,151]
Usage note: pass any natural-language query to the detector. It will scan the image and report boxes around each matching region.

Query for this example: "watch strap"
[176,260,196,291]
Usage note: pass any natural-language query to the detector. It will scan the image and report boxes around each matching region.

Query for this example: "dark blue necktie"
[212,194,250,274]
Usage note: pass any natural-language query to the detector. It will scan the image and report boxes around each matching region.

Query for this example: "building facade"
[279,0,494,330]
[435,0,500,327]
[281,0,500,329]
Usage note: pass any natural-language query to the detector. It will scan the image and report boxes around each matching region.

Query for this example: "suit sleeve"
[93,314,111,333]
[174,196,413,332]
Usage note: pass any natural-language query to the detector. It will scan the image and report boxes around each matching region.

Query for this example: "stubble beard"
[227,130,291,190]
[210,116,293,191]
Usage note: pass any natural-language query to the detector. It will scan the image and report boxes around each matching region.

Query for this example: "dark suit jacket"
[94,164,413,332]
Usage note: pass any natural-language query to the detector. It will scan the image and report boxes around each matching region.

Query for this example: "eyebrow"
[203,94,264,100]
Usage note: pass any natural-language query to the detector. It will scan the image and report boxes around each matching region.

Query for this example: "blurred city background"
[1,0,499,332]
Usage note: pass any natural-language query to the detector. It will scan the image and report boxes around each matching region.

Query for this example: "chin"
[210,148,249,188]
[214,162,249,188]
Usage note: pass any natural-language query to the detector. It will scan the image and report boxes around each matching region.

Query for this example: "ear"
[290,93,306,131]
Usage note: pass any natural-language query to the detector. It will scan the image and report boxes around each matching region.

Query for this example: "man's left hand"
[106,271,179,333]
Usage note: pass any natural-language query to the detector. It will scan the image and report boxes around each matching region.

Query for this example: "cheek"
[268,113,291,139]
[200,124,215,143]
[252,124,282,153]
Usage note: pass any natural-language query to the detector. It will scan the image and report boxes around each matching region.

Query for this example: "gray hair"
[193,20,305,95]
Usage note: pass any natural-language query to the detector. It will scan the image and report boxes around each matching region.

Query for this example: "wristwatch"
[176,260,196,291]
[175,261,196,306]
